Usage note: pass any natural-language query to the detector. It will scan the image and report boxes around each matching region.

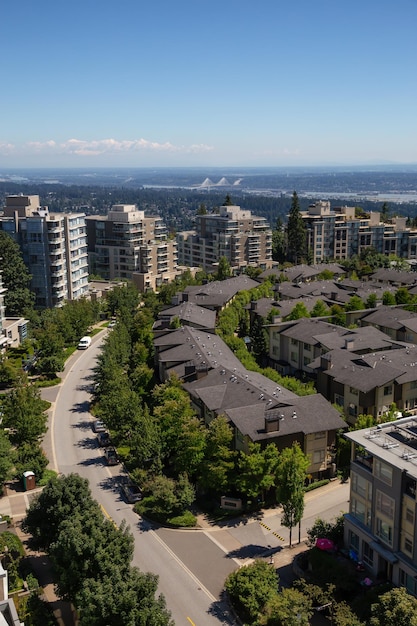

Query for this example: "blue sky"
[1,0,416,168]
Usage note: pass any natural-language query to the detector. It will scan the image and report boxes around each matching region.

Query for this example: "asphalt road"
[43,329,350,626]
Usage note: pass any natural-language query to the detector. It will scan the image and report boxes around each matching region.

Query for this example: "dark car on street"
[104,447,119,466]
[97,431,111,447]
[120,479,143,503]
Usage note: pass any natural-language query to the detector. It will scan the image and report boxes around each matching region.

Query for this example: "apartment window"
[351,497,371,527]
[362,542,374,567]
[315,431,326,440]
[303,357,310,367]
[384,385,393,396]
[352,472,372,500]
[374,459,393,486]
[349,531,359,551]
[400,569,417,597]
[334,394,344,407]
[349,387,359,396]
[406,507,415,524]
[313,450,325,464]
[291,338,298,346]
[402,534,413,556]
[303,343,311,351]
[349,403,358,417]
[290,352,297,362]
[376,490,394,519]
[376,517,393,546]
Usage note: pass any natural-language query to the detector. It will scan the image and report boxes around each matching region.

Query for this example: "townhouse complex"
[153,276,347,479]
[303,201,417,264]
[176,204,273,272]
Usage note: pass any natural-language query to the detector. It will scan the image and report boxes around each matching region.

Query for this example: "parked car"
[104,447,119,466]
[97,431,111,447]
[120,479,143,503]
[92,419,106,433]
[78,336,92,350]
[108,320,116,328]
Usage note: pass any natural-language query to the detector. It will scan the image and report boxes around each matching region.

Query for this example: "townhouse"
[153,324,347,477]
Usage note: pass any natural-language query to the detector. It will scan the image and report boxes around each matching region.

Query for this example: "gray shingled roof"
[225,394,346,443]
[183,365,297,414]
[361,306,417,330]
[158,301,216,329]
[182,276,260,308]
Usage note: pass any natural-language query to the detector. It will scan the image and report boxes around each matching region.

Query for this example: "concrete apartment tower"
[0,195,89,307]
[86,204,179,290]
[176,205,273,272]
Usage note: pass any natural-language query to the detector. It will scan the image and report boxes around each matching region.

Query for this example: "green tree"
[382,291,396,305]
[23,474,100,550]
[370,587,417,626]
[235,442,280,503]
[396,286,412,305]
[0,429,13,485]
[50,517,133,601]
[366,293,377,309]
[344,295,365,312]
[196,203,207,215]
[272,217,286,263]
[225,559,278,624]
[75,568,173,626]
[2,378,48,446]
[277,443,309,546]
[310,299,330,318]
[284,302,310,321]
[198,415,236,494]
[15,442,48,481]
[261,587,313,626]
[286,192,306,264]
[332,601,365,626]
[0,231,35,315]
[216,255,232,281]
[250,315,268,365]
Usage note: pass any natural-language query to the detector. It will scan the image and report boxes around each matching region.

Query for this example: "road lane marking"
[187,618,196,626]
[259,521,285,542]
[151,530,217,603]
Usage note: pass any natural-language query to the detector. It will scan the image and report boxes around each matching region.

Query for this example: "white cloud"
[13,137,214,157]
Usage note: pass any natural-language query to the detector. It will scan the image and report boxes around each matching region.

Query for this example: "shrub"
[225,559,279,623]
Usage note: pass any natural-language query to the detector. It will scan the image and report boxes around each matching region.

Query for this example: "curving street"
[39,328,349,626]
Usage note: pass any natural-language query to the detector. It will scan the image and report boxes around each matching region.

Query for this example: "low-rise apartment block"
[345,417,417,592]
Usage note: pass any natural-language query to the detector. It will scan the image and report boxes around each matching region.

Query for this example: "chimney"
[345,338,355,351]
[265,410,283,433]
[250,300,257,311]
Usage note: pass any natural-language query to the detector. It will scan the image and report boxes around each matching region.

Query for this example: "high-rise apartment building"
[86,204,178,290]
[302,201,417,264]
[0,195,89,307]
[176,205,272,272]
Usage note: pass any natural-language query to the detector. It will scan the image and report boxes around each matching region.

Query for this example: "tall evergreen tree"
[0,231,35,315]
[272,216,286,263]
[286,191,307,264]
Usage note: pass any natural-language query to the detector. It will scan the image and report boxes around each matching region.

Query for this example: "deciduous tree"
[277,443,309,546]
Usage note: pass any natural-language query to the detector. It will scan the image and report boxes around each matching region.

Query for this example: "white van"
[78,336,92,350]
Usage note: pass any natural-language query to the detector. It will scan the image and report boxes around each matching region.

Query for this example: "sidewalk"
[0,484,75,626]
